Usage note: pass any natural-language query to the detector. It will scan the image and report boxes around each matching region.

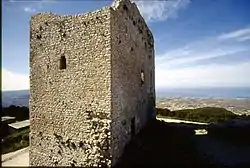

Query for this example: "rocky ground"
[156,98,250,115]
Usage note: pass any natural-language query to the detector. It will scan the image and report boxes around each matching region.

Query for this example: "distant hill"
[156,107,250,123]
[2,90,29,107]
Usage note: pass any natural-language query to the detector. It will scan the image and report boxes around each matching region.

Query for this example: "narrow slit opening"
[60,56,66,69]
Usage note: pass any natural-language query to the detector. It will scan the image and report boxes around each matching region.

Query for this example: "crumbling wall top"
[111,0,133,9]
[111,0,154,43]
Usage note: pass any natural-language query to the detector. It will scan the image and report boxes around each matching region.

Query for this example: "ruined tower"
[29,0,155,166]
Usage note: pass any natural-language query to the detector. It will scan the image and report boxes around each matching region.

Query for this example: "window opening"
[141,70,145,86]
[60,56,66,69]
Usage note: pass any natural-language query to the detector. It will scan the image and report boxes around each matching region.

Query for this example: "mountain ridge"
[2,90,29,107]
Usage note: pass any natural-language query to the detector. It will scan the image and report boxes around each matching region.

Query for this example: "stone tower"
[29,0,155,166]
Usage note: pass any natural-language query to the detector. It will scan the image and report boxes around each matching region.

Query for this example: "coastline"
[156,97,250,115]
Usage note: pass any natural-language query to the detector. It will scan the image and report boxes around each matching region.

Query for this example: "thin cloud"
[37,0,57,9]
[23,7,37,13]
[157,47,247,68]
[156,62,250,88]
[218,27,250,42]
[3,0,16,2]
[157,28,250,67]
[238,35,250,42]
[134,0,190,22]
[2,68,29,91]
[155,26,250,88]
[3,0,19,7]
[18,0,57,13]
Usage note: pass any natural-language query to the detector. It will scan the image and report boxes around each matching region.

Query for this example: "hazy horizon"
[3,87,250,99]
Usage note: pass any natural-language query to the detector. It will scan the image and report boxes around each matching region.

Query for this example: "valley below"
[156,97,250,115]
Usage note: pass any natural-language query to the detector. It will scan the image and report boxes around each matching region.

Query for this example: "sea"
[2,88,250,107]
[156,87,250,99]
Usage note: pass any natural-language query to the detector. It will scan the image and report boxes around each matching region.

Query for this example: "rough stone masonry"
[29,0,155,167]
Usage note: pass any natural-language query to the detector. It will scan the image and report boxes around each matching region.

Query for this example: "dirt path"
[2,147,29,167]
[157,117,209,125]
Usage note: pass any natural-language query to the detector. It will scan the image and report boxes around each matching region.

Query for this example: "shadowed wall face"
[30,0,155,167]
[110,0,155,165]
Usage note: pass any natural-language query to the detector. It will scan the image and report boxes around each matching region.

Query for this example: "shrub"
[1,128,29,154]
[156,107,238,123]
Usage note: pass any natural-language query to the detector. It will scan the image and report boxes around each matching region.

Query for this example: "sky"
[2,0,250,91]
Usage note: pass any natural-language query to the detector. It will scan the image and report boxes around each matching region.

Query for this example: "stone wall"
[30,0,155,167]
[30,7,113,167]
[110,0,155,165]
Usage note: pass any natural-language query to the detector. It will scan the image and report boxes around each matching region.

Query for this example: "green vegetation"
[1,128,29,154]
[1,105,30,154]
[2,105,29,121]
[1,105,29,137]
[156,107,249,123]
